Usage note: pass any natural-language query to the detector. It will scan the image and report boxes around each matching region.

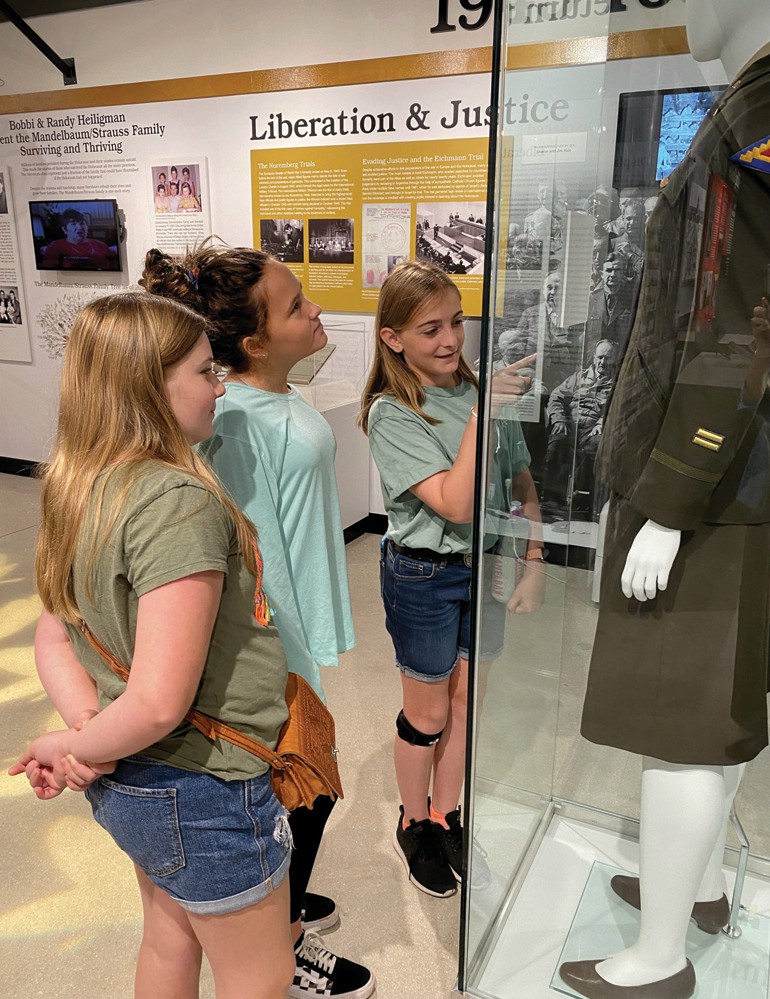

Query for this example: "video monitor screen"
[29,199,121,271]
[613,86,723,192]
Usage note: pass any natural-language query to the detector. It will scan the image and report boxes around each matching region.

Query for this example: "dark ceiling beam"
[0,0,76,85]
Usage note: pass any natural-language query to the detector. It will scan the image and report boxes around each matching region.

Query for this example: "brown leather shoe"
[610,874,729,934]
[559,958,695,998]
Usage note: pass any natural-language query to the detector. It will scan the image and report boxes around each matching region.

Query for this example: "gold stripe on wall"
[0,50,491,115]
[505,26,688,70]
[0,27,689,115]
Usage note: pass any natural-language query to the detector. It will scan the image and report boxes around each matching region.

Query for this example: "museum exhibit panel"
[460,2,770,998]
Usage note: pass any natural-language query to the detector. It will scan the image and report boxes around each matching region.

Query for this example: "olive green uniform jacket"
[595,56,770,531]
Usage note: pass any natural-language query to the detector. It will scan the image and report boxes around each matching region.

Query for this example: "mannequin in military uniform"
[560,1,770,996]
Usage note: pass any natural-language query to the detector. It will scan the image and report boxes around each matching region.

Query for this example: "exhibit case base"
[464,808,770,999]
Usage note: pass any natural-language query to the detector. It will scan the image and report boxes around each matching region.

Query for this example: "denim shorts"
[380,539,505,682]
[85,755,291,915]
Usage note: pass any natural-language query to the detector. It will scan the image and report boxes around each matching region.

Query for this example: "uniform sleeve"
[630,350,759,530]
[124,484,232,596]
[368,402,452,498]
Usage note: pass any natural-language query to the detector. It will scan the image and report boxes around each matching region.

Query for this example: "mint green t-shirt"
[65,461,288,781]
[200,383,355,699]
[368,382,530,553]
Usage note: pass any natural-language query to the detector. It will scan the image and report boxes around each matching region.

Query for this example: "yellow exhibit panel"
[251,136,489,315]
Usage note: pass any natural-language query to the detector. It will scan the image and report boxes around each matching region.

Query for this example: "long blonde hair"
[36,292,258,623]
[359,260,478,433]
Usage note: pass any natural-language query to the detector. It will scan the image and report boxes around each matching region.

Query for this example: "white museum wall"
[0,0,481,95]
[0,0,689,97]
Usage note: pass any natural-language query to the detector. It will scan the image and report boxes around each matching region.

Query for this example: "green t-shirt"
[368,382,530,553]
[64,461,288,781]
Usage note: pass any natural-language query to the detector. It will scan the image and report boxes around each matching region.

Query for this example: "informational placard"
[0,169,31,362]
[251,136,489,314]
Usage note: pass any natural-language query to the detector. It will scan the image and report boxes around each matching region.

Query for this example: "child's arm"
[507,468,546,614]
[511,468,543,551]
[11,570,224,772]
[411,355,536,524]
[411,407,480,523]
[34,609,100,727]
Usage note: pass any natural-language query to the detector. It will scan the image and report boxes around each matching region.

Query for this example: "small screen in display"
[656,90,718,182]
[29,199,121,271]
[613,86,723,192]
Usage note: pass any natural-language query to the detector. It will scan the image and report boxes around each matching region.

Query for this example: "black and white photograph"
[0,172,7,214]
[495,169,653,525]
[0,286,21,324]
[504,177,569,276]
[415,201,485,275]
[260,217,304,263]
[308,218,354,263]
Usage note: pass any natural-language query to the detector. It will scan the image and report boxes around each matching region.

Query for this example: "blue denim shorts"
[85,755,291,915]
[380,540,505,682]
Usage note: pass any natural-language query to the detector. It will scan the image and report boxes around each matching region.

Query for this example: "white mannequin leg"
[696,762,745,902]
[596,759,728,987]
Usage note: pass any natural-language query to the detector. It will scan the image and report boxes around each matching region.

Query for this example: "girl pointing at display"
[360,260,544,898]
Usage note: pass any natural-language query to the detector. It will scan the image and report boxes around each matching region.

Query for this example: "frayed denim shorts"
[380,539,505,682]
[85,755,291,915]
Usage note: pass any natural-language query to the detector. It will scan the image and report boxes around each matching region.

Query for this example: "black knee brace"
[396,709,444,746]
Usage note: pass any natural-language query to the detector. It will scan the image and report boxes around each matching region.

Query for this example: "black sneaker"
[301,892,340,932]
[393,806,457,898]
[290,932,376,999]
[433,808,464,883]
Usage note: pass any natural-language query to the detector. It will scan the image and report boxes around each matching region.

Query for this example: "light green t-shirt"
[65,461,288,781]
[368,382,530,553]
[200,383,355,699]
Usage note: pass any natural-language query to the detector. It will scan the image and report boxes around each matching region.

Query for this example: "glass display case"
[460,3,770,997]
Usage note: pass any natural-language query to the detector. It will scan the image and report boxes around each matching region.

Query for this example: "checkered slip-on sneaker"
[289,932,376,998]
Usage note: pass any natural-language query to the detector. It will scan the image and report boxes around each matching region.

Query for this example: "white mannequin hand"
[621,519,681,601]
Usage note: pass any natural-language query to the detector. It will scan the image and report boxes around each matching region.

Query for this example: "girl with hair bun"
[10,292,295,998]
[142,242,373,999]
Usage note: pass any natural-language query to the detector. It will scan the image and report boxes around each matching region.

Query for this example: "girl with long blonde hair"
[361,260,542,898]
[141,243,372,999]
[10,292,295,999]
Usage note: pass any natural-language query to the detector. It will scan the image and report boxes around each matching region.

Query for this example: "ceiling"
[0,0,144,21]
